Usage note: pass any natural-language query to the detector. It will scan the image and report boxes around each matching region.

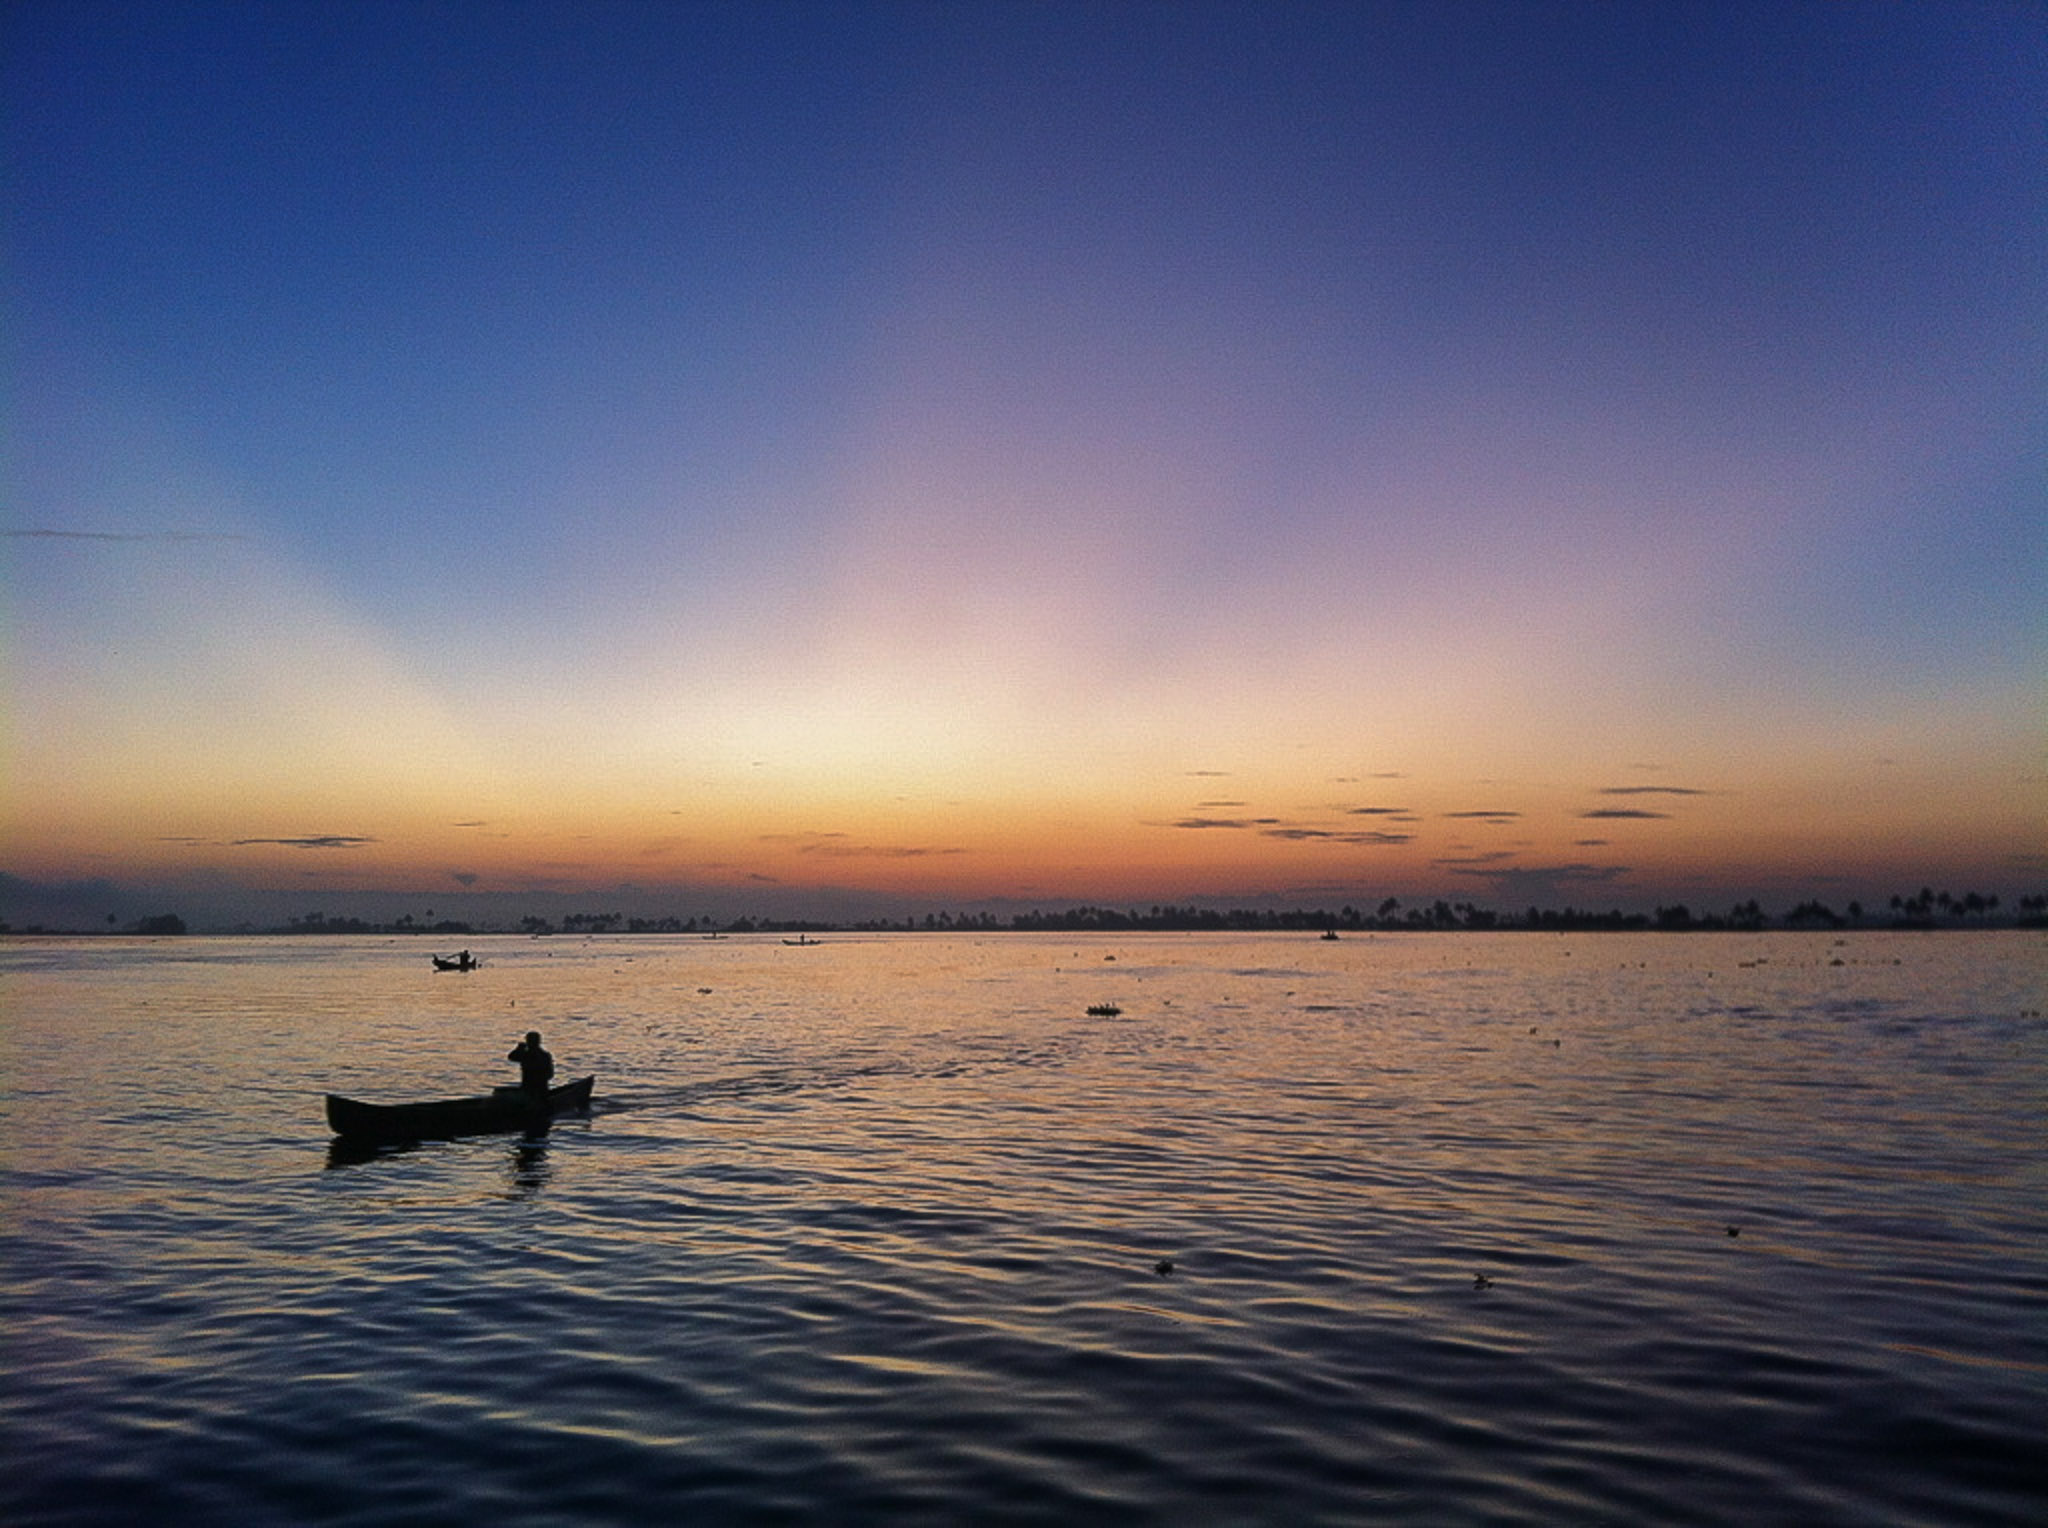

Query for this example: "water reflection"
[505,1133,552,1198]
[325,1136,423,1170]
[321,1121,564,1180]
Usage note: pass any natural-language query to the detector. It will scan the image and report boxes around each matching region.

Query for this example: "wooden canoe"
[325,1075,595,1142]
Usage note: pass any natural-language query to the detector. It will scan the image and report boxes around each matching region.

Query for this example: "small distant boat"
[1086,1003,1122,1017]
[325,1075,595,1143]
[1321,930,1340,941]
[431,952,479,971]
[782,934,822,946]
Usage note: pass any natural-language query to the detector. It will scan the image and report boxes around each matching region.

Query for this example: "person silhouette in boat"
[507,1030,554,1103]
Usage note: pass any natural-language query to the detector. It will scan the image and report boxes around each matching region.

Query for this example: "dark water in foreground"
[2,930,2043,1525]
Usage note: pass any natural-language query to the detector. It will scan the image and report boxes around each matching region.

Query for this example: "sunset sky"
[5,2,2044,929]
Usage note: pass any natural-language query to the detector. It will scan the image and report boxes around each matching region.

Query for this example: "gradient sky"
[5,1,2044,928]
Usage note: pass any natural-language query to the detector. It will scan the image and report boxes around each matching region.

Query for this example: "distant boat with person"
[432,951,479,971]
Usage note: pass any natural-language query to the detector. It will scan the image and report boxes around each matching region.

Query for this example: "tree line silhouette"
[5,889,2042,938]
[246,889,2048,936]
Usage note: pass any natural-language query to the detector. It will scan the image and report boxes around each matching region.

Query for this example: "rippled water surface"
[3,930,2043,1525]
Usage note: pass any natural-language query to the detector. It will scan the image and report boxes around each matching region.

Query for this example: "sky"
[4,1,2044,930]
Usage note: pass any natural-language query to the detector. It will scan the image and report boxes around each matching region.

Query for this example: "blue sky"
[5,1,2043,928]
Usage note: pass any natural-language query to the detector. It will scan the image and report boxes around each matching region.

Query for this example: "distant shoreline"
[6,901,2042,940]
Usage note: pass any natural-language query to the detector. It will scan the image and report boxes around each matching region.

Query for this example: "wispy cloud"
[4,528,247,543]
[1581,808,1670,820]
[1347,806,1420,823]
[168,833,378,850]
[1263,827,1413,846]
[850,849,969,863]
[1598,786,1708,797]
[1168,815,1412,845]
[1444,810,1520,823]
[232,835,376,849]
[766,832,967,859]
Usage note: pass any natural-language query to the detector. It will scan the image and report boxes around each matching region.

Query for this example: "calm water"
[2,930,2043,1525]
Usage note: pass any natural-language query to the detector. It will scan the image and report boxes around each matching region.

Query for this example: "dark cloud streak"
[1261,828,1413,846]
[231,836,376,849]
